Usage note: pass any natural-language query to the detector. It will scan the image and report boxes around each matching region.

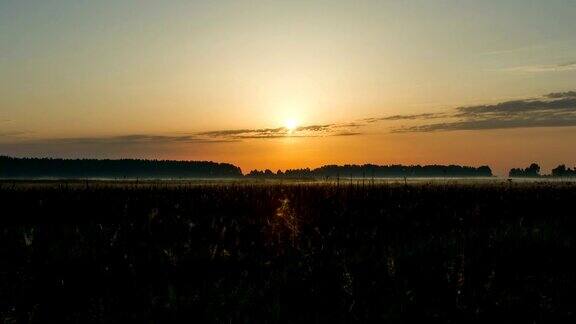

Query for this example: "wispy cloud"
[394,115,576,133]
[296,124,334,132]
[333,131,363,137]
[545,91,576,99]
[455,98,576,116]
[0,122,363,148]
[197,123,362,140]
[390,90,576,132]
[187,91,576,137]
[363,113,446,123]
[502,61,576,73]
[7,134,235,146]
[197,127,285,138]
[479,43,548,56]
[0,131,30,138]
[6,123,360,145]
[4,90,576,146]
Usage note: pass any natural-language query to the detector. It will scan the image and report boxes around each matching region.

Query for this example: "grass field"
[1,181,576,323]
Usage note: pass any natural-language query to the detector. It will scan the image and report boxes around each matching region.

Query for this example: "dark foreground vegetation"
[1,181,576,323]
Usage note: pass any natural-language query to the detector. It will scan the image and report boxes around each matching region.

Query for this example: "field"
[1,180,576,323]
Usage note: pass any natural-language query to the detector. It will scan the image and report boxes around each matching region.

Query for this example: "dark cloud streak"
[504,61,576,73]
[0,131,30,138]
[545,91,576,99]
[197,127,285,137]
[5,89,576,146]
[7,134,236,146]
[391,90,576,132]
[456,98,576,115]
[197,123,362,140]
[394,116,576,133]
[364,113,446,122]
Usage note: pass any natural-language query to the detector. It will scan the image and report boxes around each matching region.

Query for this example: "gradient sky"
[1,0,576,175]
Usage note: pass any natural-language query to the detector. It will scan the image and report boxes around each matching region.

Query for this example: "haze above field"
[1,1,576,176]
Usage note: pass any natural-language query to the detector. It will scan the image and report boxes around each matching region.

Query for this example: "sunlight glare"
[285,119,298,133]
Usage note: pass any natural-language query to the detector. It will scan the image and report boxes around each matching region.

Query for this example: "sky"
[1,0,576,175]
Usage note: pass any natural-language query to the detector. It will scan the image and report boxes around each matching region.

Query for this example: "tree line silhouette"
[0,157,494,179]
[3,156,574,179]
[0,156,243,179]
[247,164,493,178]
[509,163,541,178]
[509,163,576,178]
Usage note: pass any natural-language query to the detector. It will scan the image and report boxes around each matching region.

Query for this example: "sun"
[285,119,298,132]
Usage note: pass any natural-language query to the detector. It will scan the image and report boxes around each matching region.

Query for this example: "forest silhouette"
[1,156,493,179]
[2,156,576,179]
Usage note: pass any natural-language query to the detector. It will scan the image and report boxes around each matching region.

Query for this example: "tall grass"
[1,181,575,323]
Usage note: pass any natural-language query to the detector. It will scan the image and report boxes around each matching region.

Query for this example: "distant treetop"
[509,163,541,178]
[0,156,500,179]
[247,164,492,178]
[0,156,243,179]
[509,163,576,178]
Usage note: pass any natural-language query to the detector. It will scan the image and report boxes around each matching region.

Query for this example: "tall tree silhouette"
[509,163,541,177]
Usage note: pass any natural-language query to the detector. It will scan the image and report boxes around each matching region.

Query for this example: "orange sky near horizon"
[156,127,576,176]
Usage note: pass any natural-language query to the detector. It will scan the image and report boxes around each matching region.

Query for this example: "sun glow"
[285,119,298,132]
